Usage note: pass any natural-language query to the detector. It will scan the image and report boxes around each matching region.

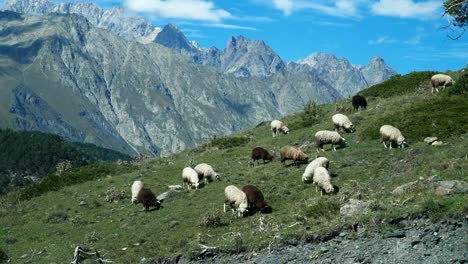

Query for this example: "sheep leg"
[332,144,336,151]
[389,142,392,149]
[315,185,318,193]
[382,141,387,148]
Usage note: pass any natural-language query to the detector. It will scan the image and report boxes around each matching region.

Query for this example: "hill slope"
[0,129,131,194]
[0,71,466,263]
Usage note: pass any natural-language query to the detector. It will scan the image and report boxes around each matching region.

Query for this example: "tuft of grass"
[205,135,250,150]
[359,71,436,98]
[198,211,226,228]
[46,211,68,224]
[304,197,341,220]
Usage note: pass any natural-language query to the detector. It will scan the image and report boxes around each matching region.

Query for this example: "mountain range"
[0,0,397,156]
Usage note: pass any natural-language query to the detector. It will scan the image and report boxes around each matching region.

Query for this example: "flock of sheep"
[129,73,453,216]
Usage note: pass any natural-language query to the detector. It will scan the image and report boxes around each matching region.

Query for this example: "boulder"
[435,180,468,196]
[340,199,370,217]
[424,137,438,145]
[391,181,419,195]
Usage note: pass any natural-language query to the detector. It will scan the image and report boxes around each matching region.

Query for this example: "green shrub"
[300,101,322,127]
[208,136,250,149]
[358,95,468,140]
[359,71,436,98]
[448,72,468,95]
[199,211,226,228]
[46,211,69,223]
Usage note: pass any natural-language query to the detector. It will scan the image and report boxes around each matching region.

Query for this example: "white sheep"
[224,185,248,217]
[314,130,346,152]
[302,157,330,183]
[194,163,219,184]
[379,125,407,149]
[332,114,355,133]
[270,120,289,137]
[431,74,454,94]
[182,167,200,190]
[131,180,144,203]
[312,167,334,195]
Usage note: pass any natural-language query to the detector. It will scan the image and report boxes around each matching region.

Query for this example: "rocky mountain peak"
[154,23,195,51]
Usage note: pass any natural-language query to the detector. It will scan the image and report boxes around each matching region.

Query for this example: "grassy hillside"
[0,71,467,263]
[0,129,132,194]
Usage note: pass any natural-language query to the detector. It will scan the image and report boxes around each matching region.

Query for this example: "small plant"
[46,211,69,224]
[199,211,225,228]
[304,198,340,220]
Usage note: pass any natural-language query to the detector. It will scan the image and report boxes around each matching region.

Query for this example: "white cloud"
[368,36,397,45]
[371,0,441,19]
[124,0,230,22]
[202,23,257,31]
[273,0,293,15]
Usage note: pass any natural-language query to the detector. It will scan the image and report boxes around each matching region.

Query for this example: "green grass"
[0,71,467,263]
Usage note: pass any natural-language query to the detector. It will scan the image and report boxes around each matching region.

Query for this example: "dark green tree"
[444,0,468,39]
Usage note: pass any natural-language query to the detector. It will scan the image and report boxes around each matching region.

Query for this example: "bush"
[46,211,69,224]
[304,198,340,220]
[448,72,468,95]
[199,211,226,228]
[300,101,322,128]
[208,136,250,150]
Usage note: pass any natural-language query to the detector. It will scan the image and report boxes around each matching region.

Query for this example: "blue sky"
[49,1,468,73]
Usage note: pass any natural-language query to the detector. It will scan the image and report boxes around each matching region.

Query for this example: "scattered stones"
[340,199,370,217]
[424,137,438,145]
[391,181,419,195]
[435,180,468,196]
[384,231,406,238]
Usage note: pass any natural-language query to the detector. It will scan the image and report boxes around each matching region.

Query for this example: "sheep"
[182,167,200,190]
[251,147,274,165]
[194,163,219,184]
[270,120,289,137]
[131,180,144,204]
[379,125,407,149]
[352,95,367,110]
[431,74,454,93]
[280,146,309,167]
[131,180,162,212]
[302,157,330,183]
[332,114,355,133]
[315,130,346,152]
[312,167,334,195]
[241,185,272,214]
[224,185,248,217]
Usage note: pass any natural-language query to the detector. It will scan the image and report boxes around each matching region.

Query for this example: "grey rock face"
[360,56,398,86]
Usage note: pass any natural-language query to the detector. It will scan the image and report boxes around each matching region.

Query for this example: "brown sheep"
[280,146,309,167]
[241,185,272,214]
[251,147,274,165]
[135,188,162,212]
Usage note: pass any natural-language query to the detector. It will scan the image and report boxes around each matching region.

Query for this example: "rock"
[384,231,406,238]
[431,141,445,146]
[435,180,468,196]
[391,181,419,195]
[340,199,370,217]
[286,239,299,247]
[168,221,179,229]
[79,201,87,206]
[168,185,183,191]
[157,191,172,201]
[424,137,438,145]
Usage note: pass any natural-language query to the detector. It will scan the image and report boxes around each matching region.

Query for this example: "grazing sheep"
[315,130,346,152]
[271,120,289,137]
[302,157,330,183]
[131,180,144,204]
[241,185,272,214]
[352,95,367,110]
[431,74,454,93]
[224,185,248,217]
[131,181,162,212]
[380,125,407,149]
[251,147,274,165]
[280,146,309,167]
[182,167,200,190]
[194,163,220,184]
[313,167,334,195]
[332,114,355,133]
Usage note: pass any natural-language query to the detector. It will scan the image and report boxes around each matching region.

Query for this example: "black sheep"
[136,188,162,212]
[352,95,367,110]
[251,147,274,164]
[241,185,272,214]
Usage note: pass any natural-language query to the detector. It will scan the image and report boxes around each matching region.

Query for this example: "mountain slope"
[0,71,466,262]
[0,129,131,194]
[0,11,340,156]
